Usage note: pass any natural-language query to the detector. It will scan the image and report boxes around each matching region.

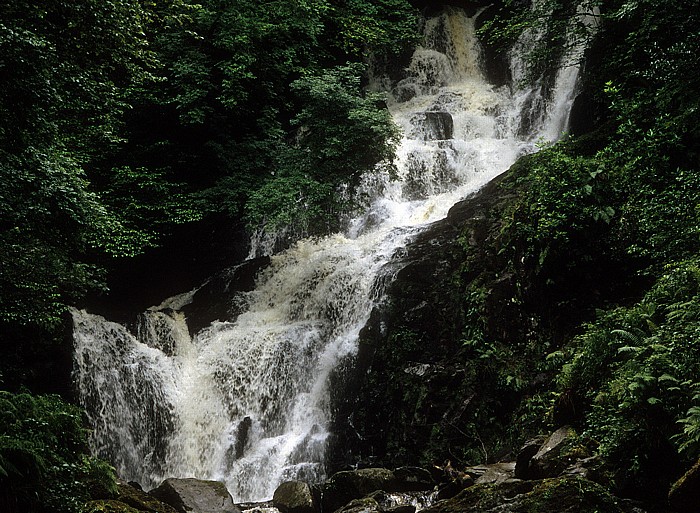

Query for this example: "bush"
[0,391,116,513]
[558,258,700,495]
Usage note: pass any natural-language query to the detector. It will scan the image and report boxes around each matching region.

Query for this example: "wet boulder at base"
[321,467,434,513]
[525,426,580,480]
[273,481,319,513]
[115,480,180,513]
[149,478,240,513]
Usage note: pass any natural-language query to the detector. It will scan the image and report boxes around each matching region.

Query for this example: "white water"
[72,6,589,502]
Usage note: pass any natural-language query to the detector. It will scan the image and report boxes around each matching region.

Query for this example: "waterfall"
[72,6,590,502]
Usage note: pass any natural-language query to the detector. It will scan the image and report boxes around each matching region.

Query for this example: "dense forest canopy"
[1,0,700,511]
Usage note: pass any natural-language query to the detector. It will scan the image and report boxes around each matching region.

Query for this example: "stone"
[334,497,382,513]
[419,476,622,513]
[117,480,179,513]
[149,478,240,513]
[528,426,577,479]
[392,467,435,492]
[409,112,454,140]
[322,469,395,513]
[273,481,318,513]
[465,463,517,485]
[669,457,700,513]
[321,467,433,513]
[514,436,547,479]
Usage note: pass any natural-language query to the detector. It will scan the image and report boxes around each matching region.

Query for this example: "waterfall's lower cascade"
[72,6,592,502]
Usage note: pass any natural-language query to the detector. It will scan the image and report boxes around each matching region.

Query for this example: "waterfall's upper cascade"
[72,6,590,502]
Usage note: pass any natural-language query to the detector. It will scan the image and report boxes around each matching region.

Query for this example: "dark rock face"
[514,436,547,479]
[181,256,270,336]
[149,478,240,513]
[669,458,700,513]
[83,480,179,513]
[527,426,576,480]
[329,175,519,470]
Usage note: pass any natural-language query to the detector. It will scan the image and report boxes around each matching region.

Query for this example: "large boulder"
[465,463,516,485]
[527,426,579,479]
[322,468,434,513]
[669,458,700,513]
[116,480,179,513]
[514,436,547,479]
[420,476,623,513]
[273,481,318,513]
[149,478,239,513]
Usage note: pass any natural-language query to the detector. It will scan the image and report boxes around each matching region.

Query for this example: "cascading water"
[72,6,593,502]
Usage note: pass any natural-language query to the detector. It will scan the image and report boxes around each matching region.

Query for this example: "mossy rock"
[116,480,179,513]
[422,476,622,513]
[669,458,700,513]
[83,500,141,513]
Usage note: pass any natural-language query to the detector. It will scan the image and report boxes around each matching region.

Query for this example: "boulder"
[116,480,179,513]
[465,463,517,485]
[334,497,382,513]
[409,112,454,140]
[321,468,434,513]
[669,458,700,513]
[514,436,547,479]
[420,476,623,513]
[528,426,578,479]
[392,467,435,492]
[149,478,239,513]
[273,481,318,513]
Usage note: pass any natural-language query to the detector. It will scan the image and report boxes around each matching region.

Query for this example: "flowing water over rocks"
[72,5,592,502]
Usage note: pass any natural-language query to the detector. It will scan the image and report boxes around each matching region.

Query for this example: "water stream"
[72,6,592,502]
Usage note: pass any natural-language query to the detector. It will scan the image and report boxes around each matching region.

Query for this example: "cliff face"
[328,136,635,473]
[329,169,528,471]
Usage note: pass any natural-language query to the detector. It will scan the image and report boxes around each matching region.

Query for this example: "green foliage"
[0,0,162,329]
[245,63,400,234]
[557,259,700,491]
[500,144,615,275]
[329,0,420,57]
[0,391,116,513]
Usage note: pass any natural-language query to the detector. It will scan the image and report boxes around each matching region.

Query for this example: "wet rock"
[669,457,700,513]
[465,462,517,485]
[149,478,239,513]
[116,480,179,513]
[321,468,434,513]
[514,436,547,479]
[322,469,395,513]
[410,112,454,140]
[528,426,578,479]
[420,476,623,513]
[273,481,318,513]
[392,467,435,491]
[181,257,270,336]
[334,497,382,513]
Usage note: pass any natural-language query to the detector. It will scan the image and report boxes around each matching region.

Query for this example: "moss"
[83,500,141,513]
[423,477,622,513]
